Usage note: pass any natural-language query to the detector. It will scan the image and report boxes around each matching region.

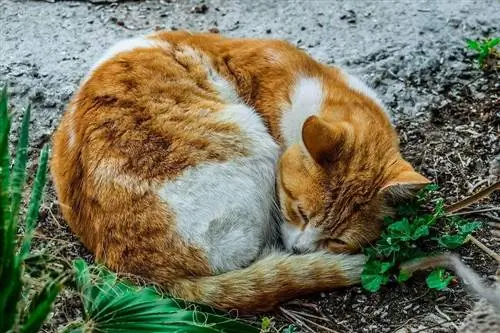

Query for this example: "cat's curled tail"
[167,252,365,313]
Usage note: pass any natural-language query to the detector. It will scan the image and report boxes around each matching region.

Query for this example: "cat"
[51,31,429,312]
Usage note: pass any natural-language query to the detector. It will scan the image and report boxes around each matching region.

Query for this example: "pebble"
[191,4,209,14]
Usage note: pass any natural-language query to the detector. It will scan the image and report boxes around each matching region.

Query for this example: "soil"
[1,1,499,332]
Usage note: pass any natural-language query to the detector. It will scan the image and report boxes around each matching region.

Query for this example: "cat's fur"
[51,31,429,312]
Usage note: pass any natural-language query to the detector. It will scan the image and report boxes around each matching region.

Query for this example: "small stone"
[191,4,209,14]
[340,9,356,23]
[448,18,462,28]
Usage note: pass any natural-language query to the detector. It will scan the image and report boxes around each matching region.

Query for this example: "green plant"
[260,317,295,333]
[261,317,273,332]
[466,37,499,68]
[361,184,481,292]
[63,259,259,333]
[0,86,62,332]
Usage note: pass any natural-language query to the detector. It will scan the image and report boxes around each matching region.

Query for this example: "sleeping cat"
[51,31,429,312]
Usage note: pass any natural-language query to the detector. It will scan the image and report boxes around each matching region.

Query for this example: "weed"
[261,317,274,332]
[466,37,499,69]
[361,184,481,292]
[260,316,295,333]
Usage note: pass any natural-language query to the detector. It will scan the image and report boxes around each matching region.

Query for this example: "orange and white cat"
[51,31,429,312]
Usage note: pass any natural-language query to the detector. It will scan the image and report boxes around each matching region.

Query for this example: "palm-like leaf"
[68,259,259,333]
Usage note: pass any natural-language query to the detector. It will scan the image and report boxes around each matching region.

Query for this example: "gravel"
[1,0,498,140]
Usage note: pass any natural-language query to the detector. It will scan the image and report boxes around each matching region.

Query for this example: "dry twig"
[466,234,500,263]
[446,181,499,213]
[280,307,339,333]
[279,307,316,333]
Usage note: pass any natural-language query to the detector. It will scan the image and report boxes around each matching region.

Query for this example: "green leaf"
[411,225,429,240]
[0,85,22,333]
[426,268,454,290]
[466,39,480,50]
[434,199,445,215]
[380,261,394,274]
[387,218,412,241]
[361,260,390,292]
[383,216,395,225]
[376,236,400,257]
[361,270,389,293]
[488,37,500,48]
[20,278,63,333]
[459,221,481,236]
[261,317,272,331]
[397,270,412,283]
[282,325,296,333]
[72,260,259,333]
[1,262,23,333]
[438,234,467,249]
[19,145,50,259]
[9,104,31,223]
[0,86,10,196]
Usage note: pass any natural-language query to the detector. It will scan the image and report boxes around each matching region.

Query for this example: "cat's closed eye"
[329,238,348,246]
[326,238,355,253]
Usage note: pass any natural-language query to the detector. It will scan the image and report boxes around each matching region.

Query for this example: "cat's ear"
[380,161,431,200]
[301,115,349,167]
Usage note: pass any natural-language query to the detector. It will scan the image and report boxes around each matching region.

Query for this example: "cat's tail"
[168,252,365,313]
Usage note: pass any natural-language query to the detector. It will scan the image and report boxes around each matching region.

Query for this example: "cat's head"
[278,114,429,254]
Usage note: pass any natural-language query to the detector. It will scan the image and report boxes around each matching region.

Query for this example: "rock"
[191,4,209,14]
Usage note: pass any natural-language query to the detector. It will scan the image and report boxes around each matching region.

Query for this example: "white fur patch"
[341,70,388,114]
[80,37,169,85]
[158,70,279,273]
[338,253,366,283]
[179,45,240,104]
[206,69,240,104]
[280,77,325,146]
[281,222,320,253]
[93,37,166,71]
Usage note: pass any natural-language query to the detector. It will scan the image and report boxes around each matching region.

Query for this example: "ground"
[1,0,499,332]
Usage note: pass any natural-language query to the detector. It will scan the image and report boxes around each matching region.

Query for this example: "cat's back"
[51,33,279,276]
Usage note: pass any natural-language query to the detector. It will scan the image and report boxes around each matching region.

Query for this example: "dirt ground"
[1,0,499,332]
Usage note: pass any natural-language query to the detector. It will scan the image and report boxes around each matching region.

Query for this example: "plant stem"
[466,235,500,263]
[446,181,500,213]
